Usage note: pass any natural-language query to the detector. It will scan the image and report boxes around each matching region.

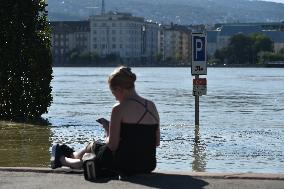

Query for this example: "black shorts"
[93,141,118,178]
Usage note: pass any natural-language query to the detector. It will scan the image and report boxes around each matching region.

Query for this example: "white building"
[90,12,159,63]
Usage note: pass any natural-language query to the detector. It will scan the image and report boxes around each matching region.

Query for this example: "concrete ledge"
[158,171,284,180]
[0,167,283,180]
[0,167,83,174]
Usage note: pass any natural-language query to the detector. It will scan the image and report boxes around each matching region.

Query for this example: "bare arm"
[156,126,160,147]
[152,102,160,147]
[106,105,122,152]
[97,118,110,137]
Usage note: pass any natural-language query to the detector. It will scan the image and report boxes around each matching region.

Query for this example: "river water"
[0,67,283,173]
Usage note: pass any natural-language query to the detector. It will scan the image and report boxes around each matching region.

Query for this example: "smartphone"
[96,118,109,125]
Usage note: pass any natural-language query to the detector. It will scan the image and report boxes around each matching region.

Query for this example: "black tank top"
[114,98,159,174]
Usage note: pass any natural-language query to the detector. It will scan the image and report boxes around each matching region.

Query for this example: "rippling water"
[1,67,283,173]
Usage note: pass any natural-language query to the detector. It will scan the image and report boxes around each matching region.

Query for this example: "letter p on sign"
[195,38,203,60]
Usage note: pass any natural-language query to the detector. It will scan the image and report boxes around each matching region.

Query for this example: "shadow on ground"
[120,173,209,189]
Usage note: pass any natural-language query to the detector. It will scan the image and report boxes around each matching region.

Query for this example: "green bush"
[0,0,53,121]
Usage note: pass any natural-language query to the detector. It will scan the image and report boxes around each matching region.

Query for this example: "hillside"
[47,0,284,24]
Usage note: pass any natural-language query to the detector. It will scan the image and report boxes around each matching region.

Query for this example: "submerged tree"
[0,0,53,121]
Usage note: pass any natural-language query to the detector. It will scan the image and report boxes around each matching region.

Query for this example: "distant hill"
[47,0,284,24]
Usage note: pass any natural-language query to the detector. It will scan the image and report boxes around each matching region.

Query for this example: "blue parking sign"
[193,36,206,62]
[192,33,207,75]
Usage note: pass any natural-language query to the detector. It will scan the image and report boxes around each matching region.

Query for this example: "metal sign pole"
[195,75,199,126]
[191,32,207,142]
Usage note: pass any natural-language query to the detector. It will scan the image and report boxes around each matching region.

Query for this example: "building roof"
[215,22,284,30]
[90,12,145,22]
[219,25,262,36]
[49,21,90,33]
[160,24,191,33]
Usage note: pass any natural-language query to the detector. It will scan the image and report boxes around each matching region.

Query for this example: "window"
[93,30,97,34]
[93,37,97,42]
[112,30,116,34]
[112,44,116,49]
[93,44,97,49]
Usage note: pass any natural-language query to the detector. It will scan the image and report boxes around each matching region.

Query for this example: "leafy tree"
[251,33,274,52]
[262,52,284,62]
[70,51,79,61]
[227,34,253,64]
[250,33,274,64]
[279,48,284,54]
[214,48,227,64]
[0,0,53,121]
[106,53,119,62]
[90,52,100,61]
[155,53,163,62]
[214,33,274,64]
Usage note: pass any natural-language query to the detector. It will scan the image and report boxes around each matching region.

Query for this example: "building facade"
[207,31,218,57]
[158,24,191,64]
[89,12,159,64]
[50,21,90,65]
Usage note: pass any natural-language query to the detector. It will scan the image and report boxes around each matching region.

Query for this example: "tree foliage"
[214,33,274,64]
[0,0,53,121]
[227,34,253,64]
[262,52,284,62]
[279,48,284,54]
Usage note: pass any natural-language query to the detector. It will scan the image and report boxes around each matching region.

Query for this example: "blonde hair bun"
[108,66,136,89]
[120,67,136,82]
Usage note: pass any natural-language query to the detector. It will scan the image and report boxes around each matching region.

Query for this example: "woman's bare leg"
[60,156,83,169]
[72,148,87,159]
[72,142,94,159]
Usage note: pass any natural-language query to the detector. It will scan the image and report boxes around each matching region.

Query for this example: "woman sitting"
[51,66,160,178]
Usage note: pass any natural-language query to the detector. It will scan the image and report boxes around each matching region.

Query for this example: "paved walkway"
[0,167,284,189]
